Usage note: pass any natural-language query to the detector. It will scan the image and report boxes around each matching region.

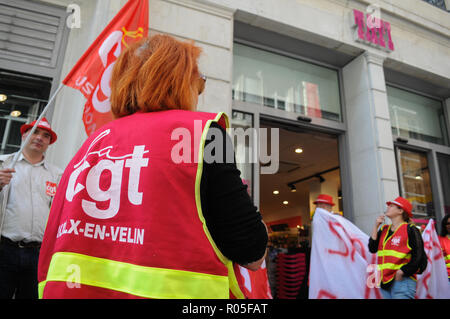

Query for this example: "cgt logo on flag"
[63,0,149,136]
[73,27,145,109]
[75,27,145,134]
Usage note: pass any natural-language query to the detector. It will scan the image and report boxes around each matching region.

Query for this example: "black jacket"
[200,122,268,265]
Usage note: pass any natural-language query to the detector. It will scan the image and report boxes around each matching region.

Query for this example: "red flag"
[63,0,148,136]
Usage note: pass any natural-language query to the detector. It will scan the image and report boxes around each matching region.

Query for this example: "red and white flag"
[416,219,450,299]
[233,262,273,299]
[63,0,149,136]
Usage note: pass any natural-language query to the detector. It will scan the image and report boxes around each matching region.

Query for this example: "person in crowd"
[314,194,335,213]
[310,194,342,218]
[38,34,268,299]
[368,196,425,299]
[0,118,61,299]
[438,214,450,283]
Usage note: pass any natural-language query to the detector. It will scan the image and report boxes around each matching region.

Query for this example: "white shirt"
[0,152,62,242]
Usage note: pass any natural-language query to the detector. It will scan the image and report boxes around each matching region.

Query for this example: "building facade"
[0,0,449,236]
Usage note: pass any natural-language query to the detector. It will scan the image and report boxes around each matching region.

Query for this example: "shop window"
[387,86,448,146]
[232,43,342,122]
[422,0,447,11]
[0,70,51,155]
[231,110,254,199]
[396,148,434,218]
[437,153,450,215]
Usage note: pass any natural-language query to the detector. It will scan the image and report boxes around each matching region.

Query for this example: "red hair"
[110,34,202,118]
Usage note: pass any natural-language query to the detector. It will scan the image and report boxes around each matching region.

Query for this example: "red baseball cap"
[386,196,413,218]
[313,194,335,206]
[20,117,57,144]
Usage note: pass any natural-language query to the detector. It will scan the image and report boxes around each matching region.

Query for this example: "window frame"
[231,109,256,200]
[387,82,450,147]
[233,39,346,130]
[231,39,351,218]
[388,83,450,225]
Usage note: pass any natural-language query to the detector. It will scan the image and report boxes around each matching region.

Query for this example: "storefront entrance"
[259,119,341,298]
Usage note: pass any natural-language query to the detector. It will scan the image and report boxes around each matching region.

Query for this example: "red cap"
[20,117,57,144]
[386,196,413,218]
[313,194,335,207]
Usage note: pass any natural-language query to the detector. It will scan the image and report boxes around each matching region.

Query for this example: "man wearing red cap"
[311,194,343,217]
[0,117,61,299]
[368,196,426,299]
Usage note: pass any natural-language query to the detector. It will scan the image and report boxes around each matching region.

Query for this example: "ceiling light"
[283,200,289,205]
[10,110,21,117]
[289,185,296,192]
[0,94,7,102]
[273,190,279,195]
[295,148,303,154]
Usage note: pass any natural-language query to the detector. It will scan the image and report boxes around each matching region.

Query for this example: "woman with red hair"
[38,35,268,299]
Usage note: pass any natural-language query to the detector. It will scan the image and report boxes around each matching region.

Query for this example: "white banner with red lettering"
[416,219,450,299]
[309,208,382,299]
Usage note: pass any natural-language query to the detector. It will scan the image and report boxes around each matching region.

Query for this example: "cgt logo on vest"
[391,236,401,247]
[65,130,149,220]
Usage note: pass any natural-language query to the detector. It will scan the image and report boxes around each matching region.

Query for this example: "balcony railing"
[422,0,448,11]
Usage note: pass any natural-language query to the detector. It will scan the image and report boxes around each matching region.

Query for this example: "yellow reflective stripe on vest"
[377,262,407,271]
[445,254,450,262]
[377,250,411,260]
[39,252,229,299]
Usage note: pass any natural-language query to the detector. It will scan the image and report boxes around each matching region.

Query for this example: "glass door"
[395,147,435,219]
[231,110,255,199]
[437,153,450,216]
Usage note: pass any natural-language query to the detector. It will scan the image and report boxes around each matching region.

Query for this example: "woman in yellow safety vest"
[368,197,425,299]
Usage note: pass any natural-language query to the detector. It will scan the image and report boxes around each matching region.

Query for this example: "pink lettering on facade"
[383,21,395,51]
[352,9,394,52]
[353,9,365,42]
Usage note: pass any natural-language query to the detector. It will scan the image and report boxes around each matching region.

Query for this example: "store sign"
[351,9,394,52]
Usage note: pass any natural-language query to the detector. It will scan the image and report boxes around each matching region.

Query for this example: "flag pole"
[0,83,64,240]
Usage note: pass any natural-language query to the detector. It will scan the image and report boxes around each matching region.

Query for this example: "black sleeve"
[200,122,268,265]
[400,225,424,277]
[368,229,382,254]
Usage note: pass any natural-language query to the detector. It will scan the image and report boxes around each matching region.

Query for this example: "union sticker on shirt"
[46,181,57,197]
